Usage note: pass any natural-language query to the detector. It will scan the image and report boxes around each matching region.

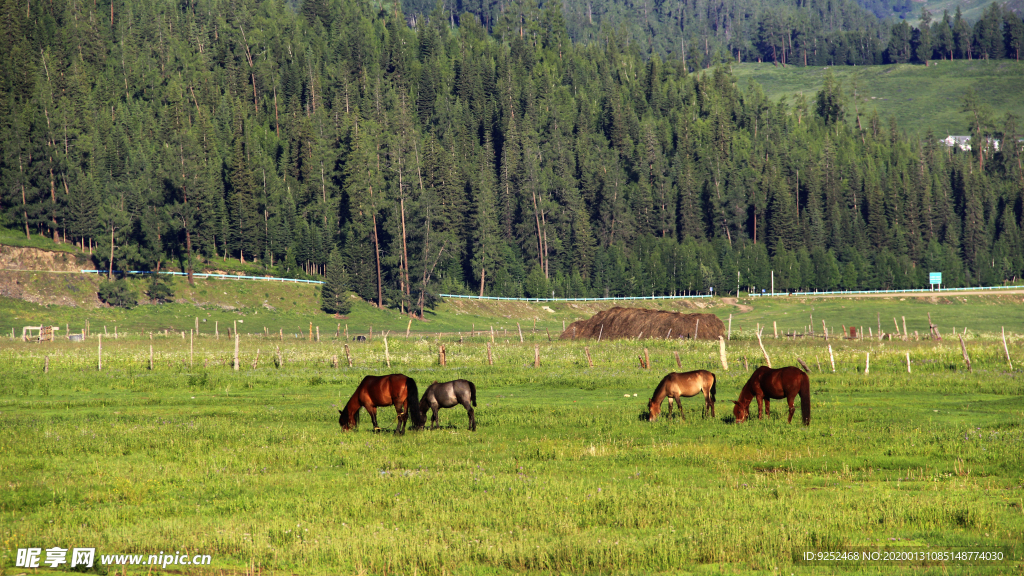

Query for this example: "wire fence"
[75,270,1021,299]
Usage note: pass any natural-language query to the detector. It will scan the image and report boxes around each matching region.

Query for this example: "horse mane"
[649,376,668,405]
[339,392,361,429]
[404,376,426,427]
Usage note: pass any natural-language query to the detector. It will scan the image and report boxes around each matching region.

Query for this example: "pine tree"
[321,248,352,314]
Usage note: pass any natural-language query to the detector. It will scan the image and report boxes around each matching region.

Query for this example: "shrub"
[147,275,175,303]
[98,279,138,309]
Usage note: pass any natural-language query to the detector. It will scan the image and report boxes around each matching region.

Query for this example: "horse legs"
[663,397,673,419]
[367,405,381,432]
[786,396,796,424]
[430,405,440,430]
[756,396,765,420]
[395,404,408,435]
[675,396,686,421]
[463,400,476,431]
[764,398,771,419]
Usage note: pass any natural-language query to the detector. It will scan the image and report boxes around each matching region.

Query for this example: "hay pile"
[559,307,725,341]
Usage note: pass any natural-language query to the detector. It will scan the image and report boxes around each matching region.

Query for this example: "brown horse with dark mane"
[338,374,425,434]
[732,366,811,426]
[647,370,717,421]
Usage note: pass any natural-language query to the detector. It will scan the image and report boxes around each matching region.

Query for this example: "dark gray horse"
[419,379,477,431]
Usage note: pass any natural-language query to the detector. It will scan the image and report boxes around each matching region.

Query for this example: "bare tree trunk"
[108,226,115,279]
[184,228,194,286]
[531,187,545,276]
[371,200,383,309]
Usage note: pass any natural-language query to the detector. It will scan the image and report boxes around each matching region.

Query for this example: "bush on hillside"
[98,279,138,309]
[147,275,175,303]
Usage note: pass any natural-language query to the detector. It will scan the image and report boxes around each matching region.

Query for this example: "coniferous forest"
[2,0,1024,315]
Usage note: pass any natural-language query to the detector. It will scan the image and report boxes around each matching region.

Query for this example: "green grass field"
[1,311,1023,574]
[731,60,1024,139]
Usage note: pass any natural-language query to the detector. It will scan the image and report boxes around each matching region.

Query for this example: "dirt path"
[721,297,753,312]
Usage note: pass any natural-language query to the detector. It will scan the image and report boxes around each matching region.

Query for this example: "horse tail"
[405,376,425,427]
[710,373,717,404]
[800,371,811,426]
[469,380,477,407]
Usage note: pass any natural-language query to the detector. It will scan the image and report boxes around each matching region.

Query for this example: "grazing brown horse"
[647,370,717,421]
[338,374,425,434]
[732,366,811,426]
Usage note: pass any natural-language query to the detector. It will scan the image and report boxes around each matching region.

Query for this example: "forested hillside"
[402,0,889,66]
[1,0,1023,316]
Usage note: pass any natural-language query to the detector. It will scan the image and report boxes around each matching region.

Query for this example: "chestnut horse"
[732,366,811,426]
[338,374,425,434]
[647,370,717,421]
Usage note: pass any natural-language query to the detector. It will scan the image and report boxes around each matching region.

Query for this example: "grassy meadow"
[731,59,1024,139]
[1,297,1023,575]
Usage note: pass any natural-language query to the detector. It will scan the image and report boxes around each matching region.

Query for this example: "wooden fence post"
[1002,327,1013,370]
[906,351,911,373]
[344,344,352,367]
[487,342,493,365]
[694,319,700,339]
[190,330,194,368]
[233,321,239,371]
[674,351,682,369]
[149,344,154,370]
[215,321,219,339]
[406,319,412,338]
[828,345,835,372]
[534,345,540,368]
[597,324,604,342]
[822,319,828,341]
[517,322,524,343]
[252,348,260,370]
[902,316,908,341]
[316,326,320,342]
[643,348,650,370]
[864,352,870,375]
[98,334,102,371]
[718,336,728,371]
[384,336,391,368]
[585,346,593,367]
[728,314,732,340]
[44,355,49,373]
[958,334,972,372]
[756,328,771,368]
[773,321,778,339]
[797,357,810,373]
[439,344,446,367]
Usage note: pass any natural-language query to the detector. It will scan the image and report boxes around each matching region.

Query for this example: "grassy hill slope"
[731,60,1024,139]
[3,269,1024,340]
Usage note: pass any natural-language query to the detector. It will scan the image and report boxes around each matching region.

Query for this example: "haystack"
[559,307,725,341]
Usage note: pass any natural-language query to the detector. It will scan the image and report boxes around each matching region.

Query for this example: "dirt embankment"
[0,245,93,272]
[0,246,102,307]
